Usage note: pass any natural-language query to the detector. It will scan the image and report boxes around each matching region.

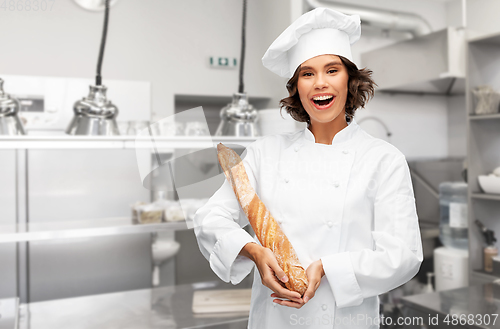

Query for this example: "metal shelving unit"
[466,32,500,285]
[0,134,259,305]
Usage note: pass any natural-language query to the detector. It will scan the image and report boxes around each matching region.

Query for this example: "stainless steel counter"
[18,281,250,329]
[401,283,500,329]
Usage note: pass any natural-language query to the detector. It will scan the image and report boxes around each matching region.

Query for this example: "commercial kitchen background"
[1,0,500,328]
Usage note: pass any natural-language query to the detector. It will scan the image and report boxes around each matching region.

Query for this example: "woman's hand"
[302,259,325,303]
[271,259,325,309]
[240,243,302,304]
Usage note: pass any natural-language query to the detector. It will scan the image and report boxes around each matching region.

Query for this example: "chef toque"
[262,7,361,79]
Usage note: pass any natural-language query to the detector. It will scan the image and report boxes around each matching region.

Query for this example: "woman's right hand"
[240,242,303,303]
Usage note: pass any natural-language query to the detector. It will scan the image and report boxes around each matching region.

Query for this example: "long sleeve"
[193,142,260,285]
[321,154,424,308]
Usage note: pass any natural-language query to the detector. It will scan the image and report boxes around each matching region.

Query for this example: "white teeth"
[313,95,333,101]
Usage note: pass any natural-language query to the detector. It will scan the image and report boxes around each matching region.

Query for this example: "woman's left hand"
[270,260,325,309]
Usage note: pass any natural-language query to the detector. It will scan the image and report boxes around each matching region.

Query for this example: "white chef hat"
[262,8,361,79]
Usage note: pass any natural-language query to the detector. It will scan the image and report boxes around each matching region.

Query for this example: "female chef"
[194,7,423,329]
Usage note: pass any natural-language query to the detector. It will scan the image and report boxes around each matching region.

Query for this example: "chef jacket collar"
[303,118,360,146]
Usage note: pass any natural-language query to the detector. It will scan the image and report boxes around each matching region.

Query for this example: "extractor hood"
[361,27,465,95]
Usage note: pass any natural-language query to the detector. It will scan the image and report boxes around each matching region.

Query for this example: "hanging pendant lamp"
[73,0,119,11]
[0,78,26,135]
[66,0,119,135]
[215,0,260,137]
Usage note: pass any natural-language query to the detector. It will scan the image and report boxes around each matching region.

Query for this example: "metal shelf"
[469,31,500,45]
[0,217,191,243]
[473,269,500,279]
[471,193,500,201]
[469,113,500,121]
[0,135,258,150]
[471,269,500,286]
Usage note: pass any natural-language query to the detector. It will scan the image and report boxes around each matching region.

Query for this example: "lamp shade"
[0,78,26,135]
[215,93,259,137]
[66,85,119,135]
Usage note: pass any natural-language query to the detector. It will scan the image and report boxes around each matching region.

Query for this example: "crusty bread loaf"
[216,143,308,296]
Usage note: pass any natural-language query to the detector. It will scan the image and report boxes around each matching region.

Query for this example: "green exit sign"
[209,57,238,68]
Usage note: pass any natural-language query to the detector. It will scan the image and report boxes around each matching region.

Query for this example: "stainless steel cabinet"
[466,33,500,285]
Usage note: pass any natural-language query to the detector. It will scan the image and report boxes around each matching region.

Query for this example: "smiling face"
[297,54,349,127]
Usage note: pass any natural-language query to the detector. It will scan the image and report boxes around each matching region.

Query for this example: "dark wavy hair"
[279,56,376,124]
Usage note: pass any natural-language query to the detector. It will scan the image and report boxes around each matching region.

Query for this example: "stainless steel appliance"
[0,78,26,135]
[66,85,119,135]
[215,93,259,137]
[215,0,260,137]
[66,0,120,136]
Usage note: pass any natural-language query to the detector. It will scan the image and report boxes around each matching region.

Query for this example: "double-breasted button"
[322,304,328,311]
[343,150,349,155]
[284,177,289,183]
[333,181,340,188]
[327,221,333,228]
[294,145,300,152]
[277,218,283,224]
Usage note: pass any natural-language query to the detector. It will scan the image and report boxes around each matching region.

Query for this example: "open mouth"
[311,95,335,109]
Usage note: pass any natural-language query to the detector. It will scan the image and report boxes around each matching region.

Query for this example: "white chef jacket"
[193,118,423,329]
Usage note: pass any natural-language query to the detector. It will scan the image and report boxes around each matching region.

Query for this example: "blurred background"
[1,0,500,328]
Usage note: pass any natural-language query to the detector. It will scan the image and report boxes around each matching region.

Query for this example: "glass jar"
[158,120,184,136]
[439,182,469,250]
[127,121,149,135]
[185,121,209,136]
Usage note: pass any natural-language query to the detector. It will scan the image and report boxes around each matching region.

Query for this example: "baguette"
[216,143,308,296]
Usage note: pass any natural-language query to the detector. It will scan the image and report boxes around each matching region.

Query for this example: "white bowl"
[478,175,500,194]
[152,240,180,264]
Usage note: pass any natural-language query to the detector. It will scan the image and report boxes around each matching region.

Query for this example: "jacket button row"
[343,150,349,154]
[322,304,328,311]
[294,146,300,152]
[284,178,289,183]
[327,221,333,228]
[333,181,339,187]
